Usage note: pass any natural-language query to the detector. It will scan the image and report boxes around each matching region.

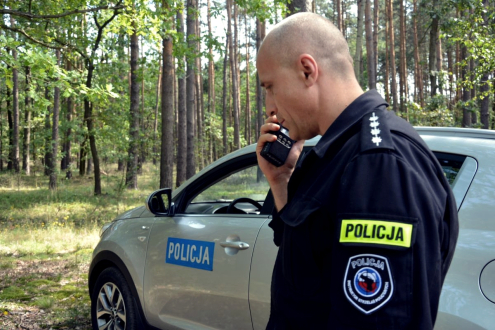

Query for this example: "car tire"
[91,267,144,330]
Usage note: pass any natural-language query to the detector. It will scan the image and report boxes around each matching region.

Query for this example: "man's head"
[257,12,362,140]
[262,13,354,81]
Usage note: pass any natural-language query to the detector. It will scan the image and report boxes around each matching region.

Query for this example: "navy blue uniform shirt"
[266,90,459,330]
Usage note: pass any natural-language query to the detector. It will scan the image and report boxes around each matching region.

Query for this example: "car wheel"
[91,267,143,330]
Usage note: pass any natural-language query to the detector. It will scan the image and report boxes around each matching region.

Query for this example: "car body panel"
[91,217,154,312]
[143,213,269,329]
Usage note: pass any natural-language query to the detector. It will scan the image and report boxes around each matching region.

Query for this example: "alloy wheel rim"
[96,282,126,330]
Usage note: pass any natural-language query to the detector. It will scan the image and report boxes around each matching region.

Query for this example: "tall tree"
[373,0,379,70]
[245,14,252,145]
[23,66,31,175]
[399,0,407,112]
[10,16,20,173]
[354,0,364,81]
[387,0,398,111]
[126,24,139,189]
[413,0,424,107]
[255,18,265,141]
[82,7,122,194]
[160,0,175,189]
[176,7,187,187]
[460,11,471,128]
[207,0,216,162]
[227,0,240,149]
[186,0,197,179]
[365,0,376,89]
[480,0,490,129]
[49,49,61,190]
[222,30,230,155]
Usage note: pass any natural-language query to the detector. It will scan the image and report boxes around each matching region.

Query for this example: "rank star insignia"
[369,112,382,146]
[372,136,382,146]
[343,254,394,314]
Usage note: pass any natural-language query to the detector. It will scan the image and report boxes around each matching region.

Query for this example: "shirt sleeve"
[329,150,448,329]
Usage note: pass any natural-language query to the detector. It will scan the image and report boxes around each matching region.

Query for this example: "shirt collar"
[312,89,389,158]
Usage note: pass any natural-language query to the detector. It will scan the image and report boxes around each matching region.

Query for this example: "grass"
[0,162,163,329]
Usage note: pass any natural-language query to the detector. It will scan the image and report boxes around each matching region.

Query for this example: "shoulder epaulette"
[360,109,395,152]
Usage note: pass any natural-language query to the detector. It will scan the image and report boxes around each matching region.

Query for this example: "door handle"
[220,241,250,250]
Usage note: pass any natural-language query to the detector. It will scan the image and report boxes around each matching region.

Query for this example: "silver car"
[89,127,495,330]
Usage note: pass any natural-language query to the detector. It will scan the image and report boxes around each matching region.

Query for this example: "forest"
[1,0,494,194]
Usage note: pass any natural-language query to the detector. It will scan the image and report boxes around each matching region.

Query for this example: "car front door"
[143,160,271,329]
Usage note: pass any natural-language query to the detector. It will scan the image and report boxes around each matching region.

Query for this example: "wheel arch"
[89,250,158,329]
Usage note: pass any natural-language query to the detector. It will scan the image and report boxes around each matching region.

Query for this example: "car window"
[434,151,477,210]
[192,165,269,203]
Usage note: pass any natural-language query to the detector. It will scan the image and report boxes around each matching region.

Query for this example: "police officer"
[256,13,458,329]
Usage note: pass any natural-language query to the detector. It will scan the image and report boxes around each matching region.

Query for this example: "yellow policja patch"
[340,219,413,248]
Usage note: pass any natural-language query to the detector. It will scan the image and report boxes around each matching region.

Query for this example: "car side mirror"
[146,188,174,216]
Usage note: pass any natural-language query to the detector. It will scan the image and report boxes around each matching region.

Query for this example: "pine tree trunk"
[153,65,162,166]
[388,0,398,111]
[245,15,252,145]
[186,0,197,179]
[160,0,175,189]
[470,58,477,124]
[207,0,216,162]
[461,17,471,128]
[176,9,187,187]
[480,0,490,129]
[354,0,364,81]
[196,19,205,170]
[365,0,376,90]
[222,34,230,155]
[385,12,390,103]
[126,29,139,189]
[44,88,52,176]
[23,66,31,175]
[6,88,12,171]
[256,19,265,140]
[399,0,406,112]
[227,0,240,150]
[436,32,443,95]
[10,17,19,173]
[413,0,424,107]
[373,0,379,71]
[49,49,61,190]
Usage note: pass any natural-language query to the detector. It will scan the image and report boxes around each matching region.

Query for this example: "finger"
[264,115,279,125]
[260,122,281,135]
[256,133,277,153]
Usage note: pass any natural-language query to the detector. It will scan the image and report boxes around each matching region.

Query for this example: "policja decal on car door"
[343,254,394,314]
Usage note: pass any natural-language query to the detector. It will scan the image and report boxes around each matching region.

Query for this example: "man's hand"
[256,116,304,211]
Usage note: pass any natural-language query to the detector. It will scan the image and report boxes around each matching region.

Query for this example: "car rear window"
[433,151,477,210]
[434,152,466,186]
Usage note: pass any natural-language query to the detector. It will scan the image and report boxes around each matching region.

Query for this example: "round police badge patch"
[343,254,393,314]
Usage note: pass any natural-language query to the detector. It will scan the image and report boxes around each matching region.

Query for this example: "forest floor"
[0,163,161,329]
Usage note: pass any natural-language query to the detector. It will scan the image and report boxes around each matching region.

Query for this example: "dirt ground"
[0,253,92,330]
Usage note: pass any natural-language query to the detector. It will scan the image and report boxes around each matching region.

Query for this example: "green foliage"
[402,95,456,127]
[444,0,495,98]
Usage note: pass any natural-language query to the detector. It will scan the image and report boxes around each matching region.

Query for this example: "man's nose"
[265,95,276,117]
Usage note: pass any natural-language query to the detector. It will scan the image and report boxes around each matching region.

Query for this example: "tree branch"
[0,24,62,50]
[0,4,125,20]
[0,24,88,60]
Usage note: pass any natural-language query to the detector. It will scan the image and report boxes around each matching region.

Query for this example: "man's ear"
[298,54,318,87]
